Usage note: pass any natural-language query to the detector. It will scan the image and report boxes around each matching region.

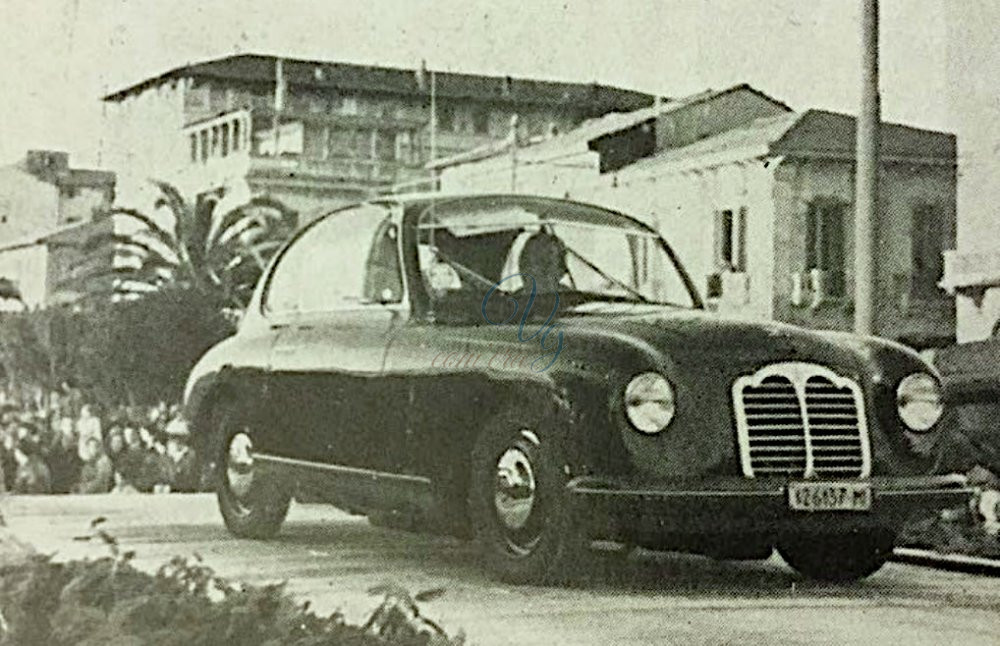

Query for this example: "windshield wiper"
[559,242,653,304]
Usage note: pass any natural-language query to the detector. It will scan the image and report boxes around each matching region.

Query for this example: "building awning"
[941,249,1000,295]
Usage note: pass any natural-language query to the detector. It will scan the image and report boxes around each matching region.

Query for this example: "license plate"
[788,481,872,512]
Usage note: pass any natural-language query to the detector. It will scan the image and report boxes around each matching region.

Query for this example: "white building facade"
[434,87,957,347]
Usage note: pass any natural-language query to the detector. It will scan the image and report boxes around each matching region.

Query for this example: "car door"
[262,204,408,470]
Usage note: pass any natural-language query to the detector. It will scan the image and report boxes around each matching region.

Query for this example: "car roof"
[369,192,658,233]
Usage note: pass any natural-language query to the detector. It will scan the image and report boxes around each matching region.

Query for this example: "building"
[939,4,1000,344]
[432,85,957,347]
[0,151,116,308]
[100,53,655,220]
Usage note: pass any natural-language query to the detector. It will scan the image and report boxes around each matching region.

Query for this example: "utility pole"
[854,0,881,334]
[429,68,438,163]
[273,58,286,157]
[509,114,519,192]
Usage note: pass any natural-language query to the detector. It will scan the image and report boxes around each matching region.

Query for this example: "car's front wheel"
[468,411,587,584]
[214,404,291,539]
[778,530,895,582]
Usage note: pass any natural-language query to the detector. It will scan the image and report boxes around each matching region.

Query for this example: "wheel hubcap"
[494,447,539,552]
[226,431,254,502]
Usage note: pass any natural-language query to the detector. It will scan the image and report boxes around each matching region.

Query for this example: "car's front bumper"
[566,473,972,539]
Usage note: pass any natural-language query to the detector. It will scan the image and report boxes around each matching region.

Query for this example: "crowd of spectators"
[0,388,206,495]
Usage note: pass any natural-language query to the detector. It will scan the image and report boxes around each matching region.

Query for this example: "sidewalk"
[893,547,1000,577]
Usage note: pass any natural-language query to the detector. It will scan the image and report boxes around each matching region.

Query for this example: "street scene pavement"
[4,493,999,646]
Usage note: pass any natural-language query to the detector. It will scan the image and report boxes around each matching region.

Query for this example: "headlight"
[896,373,943,432]
[624,372,676,434]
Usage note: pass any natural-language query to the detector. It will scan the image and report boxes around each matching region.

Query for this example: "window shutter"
[825,203,846,297]
[805,203,818,271]
[737,206,748,272]
[713,210,724,268]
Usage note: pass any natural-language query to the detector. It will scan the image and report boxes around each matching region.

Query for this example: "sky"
[0,0,952,167]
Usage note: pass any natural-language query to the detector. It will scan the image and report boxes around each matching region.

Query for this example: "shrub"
[0,522,462,646]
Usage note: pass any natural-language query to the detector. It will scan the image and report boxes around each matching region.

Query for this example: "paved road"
[4,494,999,646]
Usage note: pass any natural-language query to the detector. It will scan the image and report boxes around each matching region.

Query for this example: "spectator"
[164,418,199,493]
[119,425,156,492]
[106,428,125,463]
[1,431,16,491]
[13,437,52,494]
[76,436,113,494]
[47,423,81,494]
[150,439,174,494]
[76,404,102,462]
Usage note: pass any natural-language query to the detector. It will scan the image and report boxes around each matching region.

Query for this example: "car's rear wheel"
[214,404,291,539]
[778,530,895,582]
[468,410,588,584]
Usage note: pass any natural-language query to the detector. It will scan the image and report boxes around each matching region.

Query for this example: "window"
[189,134,197,162]
[911,203,944,298]
[209,85,226,111]
[221,123,230,156]
[232,120,241,151]
[309,94,326,113]
[437,105,455,132]
[416,199,697,309]
[263,205,400,315]
[328,128,356,158]
[199,130,209,163]
[805,199,847,297]
[713,207,747,272]
[473,107,490,135]
[363,220,403,303]
[395,131,413,163]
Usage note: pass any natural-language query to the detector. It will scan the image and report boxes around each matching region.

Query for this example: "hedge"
[0,521,462,646]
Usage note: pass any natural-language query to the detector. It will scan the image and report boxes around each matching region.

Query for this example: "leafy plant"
[75,181,298,310]
[0,518,464,645]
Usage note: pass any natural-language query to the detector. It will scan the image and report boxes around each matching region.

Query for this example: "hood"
[559,304,911,378]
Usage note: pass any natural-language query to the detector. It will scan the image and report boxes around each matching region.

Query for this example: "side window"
[263,205,401,315]
[362,220,403,304]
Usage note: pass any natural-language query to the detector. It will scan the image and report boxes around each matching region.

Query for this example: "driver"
[502,225,570,295]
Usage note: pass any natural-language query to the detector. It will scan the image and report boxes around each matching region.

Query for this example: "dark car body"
[184,193,969,581]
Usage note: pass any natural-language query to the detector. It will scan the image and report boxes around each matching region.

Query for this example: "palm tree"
[77,182,298,309]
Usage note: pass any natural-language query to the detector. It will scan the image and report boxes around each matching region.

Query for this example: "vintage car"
[184,193,970,583]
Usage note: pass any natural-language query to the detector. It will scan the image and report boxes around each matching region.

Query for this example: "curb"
[892,547,1000,576]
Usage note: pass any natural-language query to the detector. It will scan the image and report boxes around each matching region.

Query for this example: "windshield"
[413,197,698,311]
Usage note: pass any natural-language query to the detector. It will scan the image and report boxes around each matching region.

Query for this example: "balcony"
[247,154,430,189]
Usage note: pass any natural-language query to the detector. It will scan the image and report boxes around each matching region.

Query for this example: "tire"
[214,403,291,539]
[467,408,588,584]
[778,530,895,582]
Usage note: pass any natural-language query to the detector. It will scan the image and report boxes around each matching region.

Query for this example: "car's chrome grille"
[732,363,871,479]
